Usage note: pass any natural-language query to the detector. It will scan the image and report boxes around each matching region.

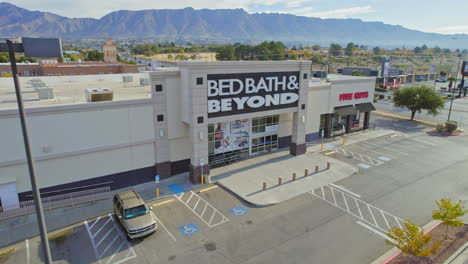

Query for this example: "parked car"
[113,190,157,240]
[435,78,447,82]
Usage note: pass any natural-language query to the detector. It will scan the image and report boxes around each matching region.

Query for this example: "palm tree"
[448,76,456,92]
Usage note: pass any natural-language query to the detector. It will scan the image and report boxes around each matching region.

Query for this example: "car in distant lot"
[435,78,447,82]
[113,190,157,240]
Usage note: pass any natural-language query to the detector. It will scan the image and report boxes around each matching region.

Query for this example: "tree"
[448,76,456,92]
[443,48,451,54]
[345,42,355,56]
[289,50,298,60]
[414,46,422,53]
[351,70,361,76]
[0,52,9,62]
[386,221,440,264]
[432,198,467,239]
[433,46,441,54]
[311,54,324,64]
[57,56,64,63]
[421,44,428,51]
[312,45,321,51]
[393,85,445,120]
[329,43,342,56]
[86,50,104,61]
[216,45,236,61]
[373,46,381,55]
[462,49,468,55]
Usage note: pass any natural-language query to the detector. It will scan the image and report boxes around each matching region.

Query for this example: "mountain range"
[1,2,467,49]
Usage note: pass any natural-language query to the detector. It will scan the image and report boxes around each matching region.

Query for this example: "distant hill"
[1,2,467,49]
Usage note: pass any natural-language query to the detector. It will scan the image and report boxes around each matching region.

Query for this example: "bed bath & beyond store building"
[0,61,375,209]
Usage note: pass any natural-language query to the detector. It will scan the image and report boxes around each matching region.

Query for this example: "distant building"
[103,38,117,63]
[0,61,142,77]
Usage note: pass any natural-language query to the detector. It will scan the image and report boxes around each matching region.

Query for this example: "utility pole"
[448,54,462,122]
[1,38,62,264]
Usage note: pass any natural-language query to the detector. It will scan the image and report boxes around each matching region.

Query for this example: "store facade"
[149,62,375,184]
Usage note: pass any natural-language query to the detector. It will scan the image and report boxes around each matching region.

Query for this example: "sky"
[6,0,468,34]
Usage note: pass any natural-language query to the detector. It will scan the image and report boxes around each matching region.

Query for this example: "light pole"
[1,38,62,264]
[447,54,462,122]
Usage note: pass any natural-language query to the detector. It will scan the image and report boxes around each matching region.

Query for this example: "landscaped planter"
[387,224,468,264]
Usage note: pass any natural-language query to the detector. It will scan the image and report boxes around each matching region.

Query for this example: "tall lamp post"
[0,38,62,264]
[447,54,462,122]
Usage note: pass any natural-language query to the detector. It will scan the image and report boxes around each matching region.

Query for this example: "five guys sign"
[207,72,300,118]
[339,91,369,101]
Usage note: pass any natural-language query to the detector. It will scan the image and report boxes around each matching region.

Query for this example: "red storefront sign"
[339,91,369,101]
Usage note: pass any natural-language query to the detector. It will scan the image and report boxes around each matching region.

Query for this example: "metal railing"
[209,152,250,168]
[0,186,111,221]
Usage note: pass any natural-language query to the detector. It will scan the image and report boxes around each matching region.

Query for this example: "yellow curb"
[152,198,175,208]
[374,110,440,126]
[324,151,335,156]
[48,228,74,240]
[198,185,218,193]
[0,248,15,256]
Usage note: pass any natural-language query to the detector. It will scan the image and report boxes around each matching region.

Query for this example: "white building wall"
[0,99,155,193]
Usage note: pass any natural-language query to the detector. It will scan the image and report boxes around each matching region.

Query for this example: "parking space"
[331,132,442,168]
[84,214,136,264]
[174,190,229,228]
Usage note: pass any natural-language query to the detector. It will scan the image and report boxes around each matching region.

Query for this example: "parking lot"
[327,131,446,170]
[2,118,468,264]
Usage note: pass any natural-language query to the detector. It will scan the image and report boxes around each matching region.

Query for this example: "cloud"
[432,25,468,34]
[298,5,376,18]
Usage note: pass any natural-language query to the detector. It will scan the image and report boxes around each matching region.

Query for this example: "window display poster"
[214,119,250,154]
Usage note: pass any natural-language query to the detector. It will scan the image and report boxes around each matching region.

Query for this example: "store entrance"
[250,115,279,155]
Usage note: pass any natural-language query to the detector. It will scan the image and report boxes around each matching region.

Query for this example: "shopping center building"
[0,61,375,209]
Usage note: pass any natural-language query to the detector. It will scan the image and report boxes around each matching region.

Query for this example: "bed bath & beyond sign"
[207,71,300,118]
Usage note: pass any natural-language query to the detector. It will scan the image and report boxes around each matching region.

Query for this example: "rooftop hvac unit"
[37,87,54,99]
[122,75,133,82]
[140,78,149,86]
[85,88,113,102]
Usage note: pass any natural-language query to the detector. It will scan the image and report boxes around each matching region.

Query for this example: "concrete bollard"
[327,162,331,170]
[292,173,296,181]
[278,177,282,185]
[156,188,160,198]
[315,165,319,173]
[263,182,267,191]
[304,169,308,177]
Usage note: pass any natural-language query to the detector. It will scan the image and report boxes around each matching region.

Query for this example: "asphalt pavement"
[1,115,468,264]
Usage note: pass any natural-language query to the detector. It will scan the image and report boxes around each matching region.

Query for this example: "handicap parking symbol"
[229,206,249,216]
[178,223,201,237]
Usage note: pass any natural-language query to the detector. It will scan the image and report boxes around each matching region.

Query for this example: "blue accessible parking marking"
[325,143,337,150]
[178,223,201,237]
[168,184,185,194]
[229,206,249,216]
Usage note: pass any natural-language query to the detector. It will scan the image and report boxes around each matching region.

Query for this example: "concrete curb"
[373,110,440,126]
[443,241,468,264]
[370,220,443,264]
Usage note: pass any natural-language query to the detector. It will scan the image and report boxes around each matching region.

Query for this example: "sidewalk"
[213,128,395,206]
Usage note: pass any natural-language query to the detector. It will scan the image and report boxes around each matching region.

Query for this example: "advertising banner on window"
[462,61,468,77]
[207,71,300,118]
[214,119,250,154]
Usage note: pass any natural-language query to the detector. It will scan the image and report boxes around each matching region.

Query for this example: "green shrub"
[378,94,385,99]
[445,121,458,133]
[375,87,387,92]
[436,124,444,133]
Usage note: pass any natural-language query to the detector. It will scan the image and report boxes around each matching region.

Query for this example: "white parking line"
[370,138,420,151]
[356,221,391,240]
[155,215,176,242]
[89,216,102,230]
[84,220,102,264]
[93,217,112,238]
[174,191,229,228]
[349,144,398,159]
[329,183,361,198]
[363,141,409,156]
